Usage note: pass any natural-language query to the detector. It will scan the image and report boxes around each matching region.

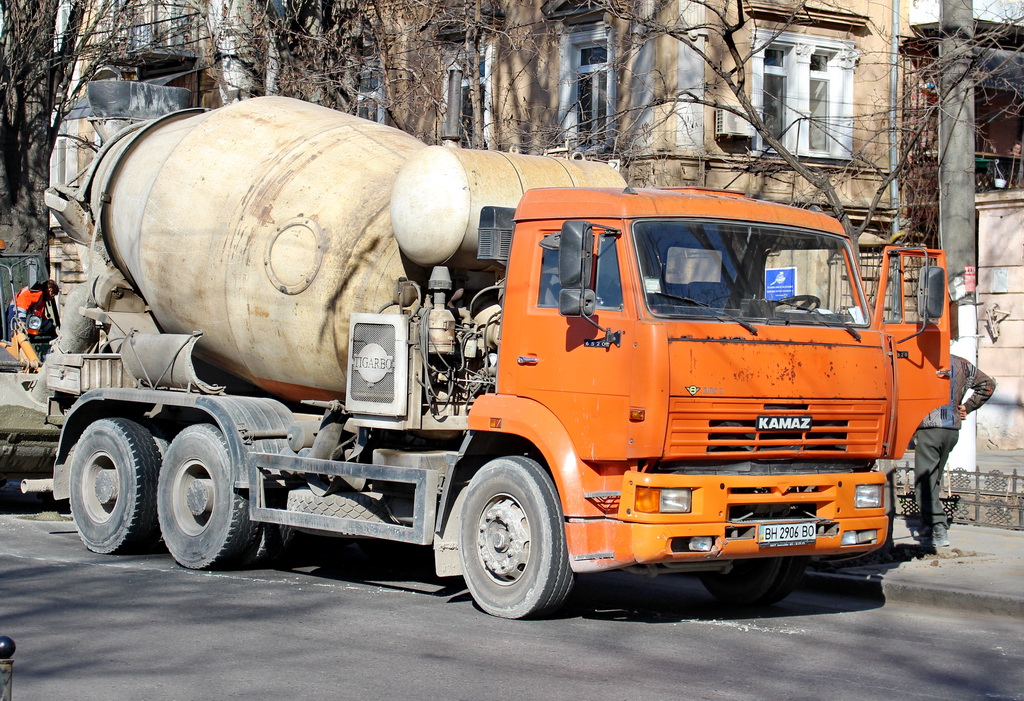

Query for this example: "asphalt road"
[1,489,1022,701]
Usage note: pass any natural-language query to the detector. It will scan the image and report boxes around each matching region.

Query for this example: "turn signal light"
[634,487,693,514]
[635,487,661,513]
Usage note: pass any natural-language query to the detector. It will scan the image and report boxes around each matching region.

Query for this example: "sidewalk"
[804,450,1024,619]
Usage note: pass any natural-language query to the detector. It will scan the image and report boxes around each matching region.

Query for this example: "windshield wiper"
[786,309,862,341]
[653,293,758,336]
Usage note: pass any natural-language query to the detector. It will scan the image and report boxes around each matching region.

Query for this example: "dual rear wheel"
[70,421,270,568]
[69,418,161,554]
[156,424,256,568]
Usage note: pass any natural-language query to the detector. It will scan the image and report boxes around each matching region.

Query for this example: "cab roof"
[514,187,846,237]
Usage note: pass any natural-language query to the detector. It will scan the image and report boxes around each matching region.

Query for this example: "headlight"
[27,316,42,330]
[635,487,692,514]
[854,484,883,509]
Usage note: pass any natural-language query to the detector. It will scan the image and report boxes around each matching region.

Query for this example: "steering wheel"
[774,295,821,311]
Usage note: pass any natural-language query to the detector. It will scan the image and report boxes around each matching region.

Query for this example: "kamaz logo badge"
[756,416,812,431]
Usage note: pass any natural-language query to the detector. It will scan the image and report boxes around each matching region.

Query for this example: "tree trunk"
[0,0,62,254]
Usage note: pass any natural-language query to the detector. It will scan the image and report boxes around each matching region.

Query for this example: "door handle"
[517,356,539,366]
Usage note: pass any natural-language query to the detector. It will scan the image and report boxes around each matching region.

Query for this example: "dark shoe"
[932,524,950,547]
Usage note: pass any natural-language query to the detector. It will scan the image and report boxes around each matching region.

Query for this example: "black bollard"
[0,635,14,701]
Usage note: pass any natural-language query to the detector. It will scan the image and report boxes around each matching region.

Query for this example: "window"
[753,31,858,158]
[356,67,386,124]
[538,235,623,311]
[883,255,927,324]
[560,25,615,150]
[122,0,195,52]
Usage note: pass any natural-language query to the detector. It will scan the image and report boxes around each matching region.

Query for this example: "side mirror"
[918,265,946,323]
[558,220,594,290]
[558,288,596,317]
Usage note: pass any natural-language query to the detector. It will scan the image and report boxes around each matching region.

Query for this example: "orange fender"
[468,394,593,517]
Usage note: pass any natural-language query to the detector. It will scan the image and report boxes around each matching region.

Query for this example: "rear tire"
[459,456,574,619]
[700,556,809,605]
[69,418,161,554]
[157,424,256,569]
[241,524,295,567]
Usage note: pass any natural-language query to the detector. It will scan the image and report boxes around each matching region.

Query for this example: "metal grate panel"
[346,313,408,417]
[350,323,397,404]
[893,464,1024,530]
[665,398,886,459]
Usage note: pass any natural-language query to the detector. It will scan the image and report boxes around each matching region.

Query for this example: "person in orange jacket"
[6,279,59,340]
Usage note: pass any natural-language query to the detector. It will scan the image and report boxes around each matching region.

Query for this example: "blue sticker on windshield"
[765,267,797,300]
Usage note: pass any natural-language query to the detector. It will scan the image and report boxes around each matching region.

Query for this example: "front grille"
[728,502,819,522]
[707,417,849,452]
[665,398,885,459]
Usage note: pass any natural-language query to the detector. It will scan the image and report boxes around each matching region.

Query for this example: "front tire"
[458,456,574,619]
[699,556,809,605]
[69,418,161,554]
[157,424,256,569]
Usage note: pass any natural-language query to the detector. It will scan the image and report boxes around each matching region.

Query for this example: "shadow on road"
[277,531,884,623]
[3,481,883,624]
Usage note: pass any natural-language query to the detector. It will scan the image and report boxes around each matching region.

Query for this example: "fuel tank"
[87,96,624,402]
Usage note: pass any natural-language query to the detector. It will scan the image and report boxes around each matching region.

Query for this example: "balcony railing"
[99,2,199,67]
[977,153,1022,192]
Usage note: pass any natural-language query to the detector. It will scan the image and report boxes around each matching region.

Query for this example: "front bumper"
[565,470,888,573]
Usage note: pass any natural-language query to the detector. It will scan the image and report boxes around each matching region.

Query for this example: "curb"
[804,571,1024,620]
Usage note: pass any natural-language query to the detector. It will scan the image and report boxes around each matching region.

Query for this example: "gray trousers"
[913,427,960,528]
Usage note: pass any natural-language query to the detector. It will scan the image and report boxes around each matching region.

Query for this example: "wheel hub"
[93,470,118,506]
[186,479,213,517]
[477,497,530,583]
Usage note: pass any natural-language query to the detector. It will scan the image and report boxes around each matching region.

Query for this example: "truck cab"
[468,186,948,588]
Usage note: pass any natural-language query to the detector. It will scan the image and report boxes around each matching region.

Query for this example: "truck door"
[507,227,636,461]
[872,247,950,458]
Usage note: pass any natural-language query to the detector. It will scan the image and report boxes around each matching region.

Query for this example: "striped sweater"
[918,355,996,430]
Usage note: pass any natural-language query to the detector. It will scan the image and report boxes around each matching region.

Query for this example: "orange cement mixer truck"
[39,95,949,618]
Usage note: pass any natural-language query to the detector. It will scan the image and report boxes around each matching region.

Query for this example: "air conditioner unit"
[715,109,752,138]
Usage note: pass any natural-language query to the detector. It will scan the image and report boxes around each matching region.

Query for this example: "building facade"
[56,1,905,240]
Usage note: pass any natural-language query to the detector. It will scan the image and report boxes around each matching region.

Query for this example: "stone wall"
[976,191,1024,449]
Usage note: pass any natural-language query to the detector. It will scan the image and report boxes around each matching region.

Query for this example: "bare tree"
[593,1,1024,245]
[152,1,1024,249]
[0,1,130,253]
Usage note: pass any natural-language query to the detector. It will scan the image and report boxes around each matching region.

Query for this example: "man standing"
[914,355,996,547]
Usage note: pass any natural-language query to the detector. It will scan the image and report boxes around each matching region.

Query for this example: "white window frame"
[752,30,858,159]
[559,24,616,150]
[356,65,387,124]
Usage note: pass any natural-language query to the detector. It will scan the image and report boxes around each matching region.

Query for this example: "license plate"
[758,521,816,547]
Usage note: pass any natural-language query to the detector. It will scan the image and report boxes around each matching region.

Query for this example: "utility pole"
[937,0,978,470]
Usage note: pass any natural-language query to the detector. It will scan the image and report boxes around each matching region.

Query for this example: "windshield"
[632,219,869,327]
